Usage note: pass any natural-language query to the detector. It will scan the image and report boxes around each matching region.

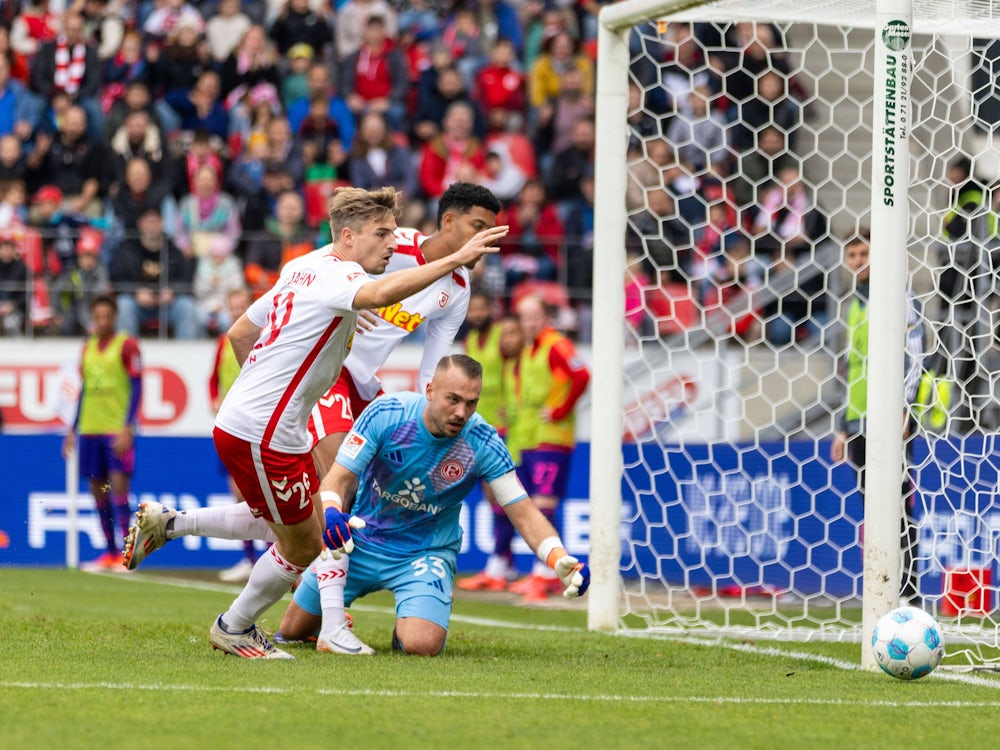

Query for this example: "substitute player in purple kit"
[62,294,143,571]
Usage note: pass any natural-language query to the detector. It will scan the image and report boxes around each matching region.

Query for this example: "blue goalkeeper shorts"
[293,542,457,630]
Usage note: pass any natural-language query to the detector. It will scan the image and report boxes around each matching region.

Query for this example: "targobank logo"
[882,20,910,51]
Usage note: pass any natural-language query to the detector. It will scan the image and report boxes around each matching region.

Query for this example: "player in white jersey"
[281,355,590,655]
[122,187,508,660]
[309,182,503,478]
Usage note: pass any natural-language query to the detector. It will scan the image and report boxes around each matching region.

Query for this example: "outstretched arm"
[497,475,590,598]
[352,226,507,310]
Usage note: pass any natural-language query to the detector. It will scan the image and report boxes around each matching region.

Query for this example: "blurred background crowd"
[0,0,821,344]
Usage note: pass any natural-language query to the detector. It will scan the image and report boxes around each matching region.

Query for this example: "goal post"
[862,0,911,670]
[589,0,1000,668]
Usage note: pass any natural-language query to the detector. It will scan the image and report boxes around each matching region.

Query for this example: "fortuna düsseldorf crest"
[440,460,464,480]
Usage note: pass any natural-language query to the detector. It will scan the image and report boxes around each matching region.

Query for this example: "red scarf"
[53,36,86,96]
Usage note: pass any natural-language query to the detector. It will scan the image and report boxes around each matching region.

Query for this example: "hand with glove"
[552,553,591,598]
[321,491,366,559]
[540,538,591,599]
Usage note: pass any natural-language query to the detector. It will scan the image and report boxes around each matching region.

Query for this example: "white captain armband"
[488,471,527,507]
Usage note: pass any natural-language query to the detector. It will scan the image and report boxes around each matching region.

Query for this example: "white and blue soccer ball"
[871,606,945,680]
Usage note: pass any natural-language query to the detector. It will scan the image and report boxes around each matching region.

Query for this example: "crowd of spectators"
[0,1,825,343]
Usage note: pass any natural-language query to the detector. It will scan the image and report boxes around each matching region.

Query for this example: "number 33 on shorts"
[411,556,447,578]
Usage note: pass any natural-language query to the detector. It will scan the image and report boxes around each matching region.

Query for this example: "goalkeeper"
[276,354,590,655]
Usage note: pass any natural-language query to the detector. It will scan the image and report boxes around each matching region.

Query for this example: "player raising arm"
[124,187,506,660]
[309,182,503,478]
[277,354,590,656]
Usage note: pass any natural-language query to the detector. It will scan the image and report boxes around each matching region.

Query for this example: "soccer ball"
[871,606,945,680]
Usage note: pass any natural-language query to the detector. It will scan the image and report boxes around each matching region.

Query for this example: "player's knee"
[392,626,445,656]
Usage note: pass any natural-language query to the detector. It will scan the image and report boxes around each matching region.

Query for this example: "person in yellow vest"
[208,287,259,583]
[507,294,590,603]
[458,309,527,591]
[829,230,925,605]
[62,294,143,571]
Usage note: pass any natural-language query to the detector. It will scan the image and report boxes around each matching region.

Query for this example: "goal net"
[588,0,1000,669]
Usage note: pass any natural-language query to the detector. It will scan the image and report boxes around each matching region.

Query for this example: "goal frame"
[588,0,914,670]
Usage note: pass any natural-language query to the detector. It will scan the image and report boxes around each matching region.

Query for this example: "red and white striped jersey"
[342,226,471,400]
[215,250,368,453]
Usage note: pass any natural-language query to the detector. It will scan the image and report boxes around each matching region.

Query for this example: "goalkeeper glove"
[549,550,591,599]
[322,505,366,559]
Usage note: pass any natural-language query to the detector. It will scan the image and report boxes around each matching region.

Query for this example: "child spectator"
[193,234,244,336]
[50,226,112,335]
[279,42,313,110]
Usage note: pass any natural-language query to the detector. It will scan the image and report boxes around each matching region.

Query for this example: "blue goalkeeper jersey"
[337,391,522,557]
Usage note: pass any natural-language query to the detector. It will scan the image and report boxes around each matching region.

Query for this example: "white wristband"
[536,536,564,565]
[320,490,343,509]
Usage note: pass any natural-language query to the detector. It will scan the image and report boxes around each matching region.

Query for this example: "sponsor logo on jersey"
[378,476,440,514]
[376,303,426,333]
[341,431,366,458]
[347,272,364,281]
[438,291,450,309]
[440,460,465,481]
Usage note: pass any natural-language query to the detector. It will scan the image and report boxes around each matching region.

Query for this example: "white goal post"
[590,0,1000,669]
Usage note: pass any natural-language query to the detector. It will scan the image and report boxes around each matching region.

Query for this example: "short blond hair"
[328,186,403,238]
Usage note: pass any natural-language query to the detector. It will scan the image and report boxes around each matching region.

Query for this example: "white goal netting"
[592,0,1000,668]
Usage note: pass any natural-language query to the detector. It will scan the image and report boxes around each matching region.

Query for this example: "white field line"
[53,571,1000,693]
[2,680,1000,707]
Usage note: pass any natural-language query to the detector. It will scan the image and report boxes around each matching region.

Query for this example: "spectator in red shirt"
[417,100,487,204]
[339,15,408,131]
[475,39,525,117]
[10,1,59,61]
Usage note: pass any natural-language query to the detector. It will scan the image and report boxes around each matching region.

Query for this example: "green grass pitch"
[2,567,999,749]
